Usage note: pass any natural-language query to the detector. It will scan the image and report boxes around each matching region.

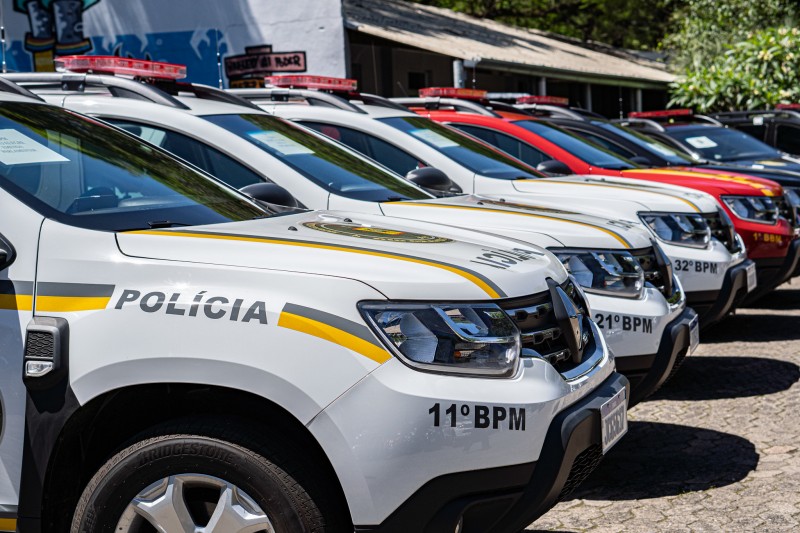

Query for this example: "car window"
[300,121,424,176]
[737,124,768,142]
[0,102,264,231]
[775,125,800,156]
[594,123,694,164]
[204,113,431,201]
[378,116,540,179]
[666,126,780,161]
[576,131,637,158]
[450,124,550,167]
[106,120,264,189]
[511,120,637,170]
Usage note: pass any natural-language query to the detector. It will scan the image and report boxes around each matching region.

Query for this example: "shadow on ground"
[702,313,800,343]
[568,421,757,501]
[649,355,799,401]
[741,286,800,311]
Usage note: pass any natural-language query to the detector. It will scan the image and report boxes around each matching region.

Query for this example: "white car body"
[0,92,626,532]
[28,89,700,396]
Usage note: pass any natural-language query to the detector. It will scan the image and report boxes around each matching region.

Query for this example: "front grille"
[630,247,672,297]
[775,195,799,228]
[24,331,54,359]
[499,280,592,375]
[701,212,741,254]
[557,444,604,501]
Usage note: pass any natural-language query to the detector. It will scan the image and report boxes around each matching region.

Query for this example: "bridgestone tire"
[71,427,336,533]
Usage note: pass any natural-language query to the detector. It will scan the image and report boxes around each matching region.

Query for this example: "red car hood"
[623,167,783,197]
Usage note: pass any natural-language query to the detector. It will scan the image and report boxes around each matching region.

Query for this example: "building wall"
[2,0,347,87]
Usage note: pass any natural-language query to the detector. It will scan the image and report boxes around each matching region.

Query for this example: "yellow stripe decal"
[278,311,391,364]
[36,295,112,312]
[634,168,777,196]
[396,202,632,248]
[0,294,33,311]
[0,518,16,531]
[523,179,701,212]
[137,230,502,298]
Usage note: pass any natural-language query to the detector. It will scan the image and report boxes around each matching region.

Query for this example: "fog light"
[25,360,54,378]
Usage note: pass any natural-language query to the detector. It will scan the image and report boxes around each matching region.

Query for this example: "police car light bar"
[776,103,800,110]
[264,75,358,91]
[628,109,693,119]
[418,87,488,100]
[54,55,187,79]
[516,95,569,106]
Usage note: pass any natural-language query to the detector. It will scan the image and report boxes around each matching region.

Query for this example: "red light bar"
[54,55,187,79]
[264,75,357,91]
[776,103,800,110]
[516,95,569,106]
[418,87,488,100]
[628,109,693,119]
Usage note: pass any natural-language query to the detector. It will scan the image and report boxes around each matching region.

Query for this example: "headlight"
[360,302,520,377]
[784,187,800,208]
[551,249,644,299]
[721,195,779,224]
[639,212,711,248]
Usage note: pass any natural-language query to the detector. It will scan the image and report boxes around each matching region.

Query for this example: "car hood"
[624,168,783,197]
[380,195,653,250]
[508,174,719,214]
[116,210,565,300]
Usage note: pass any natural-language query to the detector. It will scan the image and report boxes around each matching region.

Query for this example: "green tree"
[663,0,796,70]
[669,27,800,112]
[412,0,674,50]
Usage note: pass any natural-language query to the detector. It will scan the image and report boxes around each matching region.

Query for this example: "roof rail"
[149,81,263,111]
[355,93,410,112]
[513,103,589,121]
[612,117,666,132]
[2,72,190,109]
[391,97,501,117]
[692,114,723,126]
[0,76,45,101]
[712,109,800,120]
[228,88,366,114]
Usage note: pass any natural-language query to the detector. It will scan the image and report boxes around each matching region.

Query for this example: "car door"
[0,186,43,510]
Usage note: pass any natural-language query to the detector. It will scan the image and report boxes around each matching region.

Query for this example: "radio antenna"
[0,1,7,73]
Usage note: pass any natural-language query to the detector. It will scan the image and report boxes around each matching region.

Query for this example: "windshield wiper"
[147,220,191,229]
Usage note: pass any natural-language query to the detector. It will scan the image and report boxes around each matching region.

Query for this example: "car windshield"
[203,114,430,201]
[377,116,541,179]
[594,122,693,165]
[0,102,265,231]
[667,126,781,162]
[512,120,637,170]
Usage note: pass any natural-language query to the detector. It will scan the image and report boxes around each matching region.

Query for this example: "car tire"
[71,422,342,533]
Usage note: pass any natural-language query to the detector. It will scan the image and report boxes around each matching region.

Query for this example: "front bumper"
[355,372,630,533]
[743,238,800,303]
[614,306,697,407]
[686,259,754,327]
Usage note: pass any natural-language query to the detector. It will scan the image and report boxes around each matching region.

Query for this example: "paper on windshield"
[409,128,459,148]
[248,131,314,155]
[685,136,718,149]
[0,129,69,165]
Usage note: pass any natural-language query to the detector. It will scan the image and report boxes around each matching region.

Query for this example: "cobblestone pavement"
[528,282,800,532]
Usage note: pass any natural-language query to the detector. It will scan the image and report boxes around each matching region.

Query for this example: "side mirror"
[240,182,301,208]
[406,167,462,196]
[0,235,15,271]
[536,160,573,176]
[629,155,654,166]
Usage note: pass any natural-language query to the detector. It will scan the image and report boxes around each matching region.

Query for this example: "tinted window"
[592,122,693,165]
[666,126,780,161]
[300,121,423,176]
[511,120,637,170]
[737,124,768,141]
[450,124,550,167]
[378,116,540,179]
[775,125,800,155]
[107,120,263,189]
[576,131,637,158]
[204,114,430,201]
[0,102,264,231]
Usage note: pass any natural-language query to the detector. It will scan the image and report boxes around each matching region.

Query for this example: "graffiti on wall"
[14,0,100,71]
[224,44,307,88]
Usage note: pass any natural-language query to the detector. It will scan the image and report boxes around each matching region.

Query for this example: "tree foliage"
[662,0,797,70]
[670,27,800,112]
[411,0,674,50]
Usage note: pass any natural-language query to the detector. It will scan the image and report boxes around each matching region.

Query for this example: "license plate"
[600,388,628,454]
[689,315,700,353]
[746,262,757,292]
